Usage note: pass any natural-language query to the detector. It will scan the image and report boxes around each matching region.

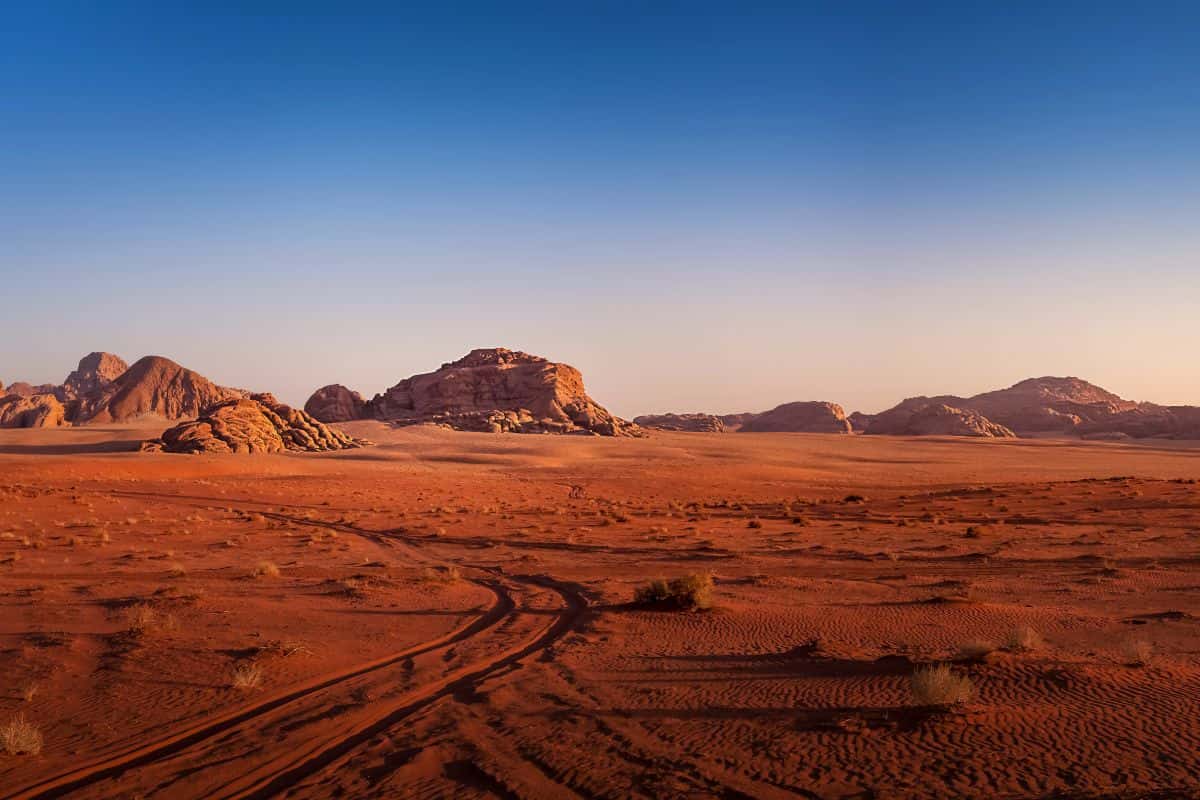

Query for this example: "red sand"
[2,422,1199,798]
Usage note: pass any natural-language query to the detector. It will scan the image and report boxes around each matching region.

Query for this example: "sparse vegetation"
[1,714,43,755]
[1005,625,1043,652]
[231,662,263,690]
[124,603,177,636]
[421,565,461,583]
[910,664,973,708]
[20,683,39,703]
[1122,639,1153,666]
[252,561,280,578]
[633,573,713,610]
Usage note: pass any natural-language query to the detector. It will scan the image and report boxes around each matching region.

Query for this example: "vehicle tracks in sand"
[9,493,588,800]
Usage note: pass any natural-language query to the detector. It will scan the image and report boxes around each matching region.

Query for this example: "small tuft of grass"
[124,604,177,636]
[1004,625,1043,652]
[231,662,263,690]
[633,574,713,610]
[252,561,280,579]
[1,714,43,755]
[1121,639,1153,667]
[747,518,763,529]
[20,683,39,703]
[957,640,997,662]
[910,664,973,708]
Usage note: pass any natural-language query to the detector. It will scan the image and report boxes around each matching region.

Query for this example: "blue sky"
[3,3,1198,415]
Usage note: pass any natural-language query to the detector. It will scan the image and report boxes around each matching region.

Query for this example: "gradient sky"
[3,2,1199,416]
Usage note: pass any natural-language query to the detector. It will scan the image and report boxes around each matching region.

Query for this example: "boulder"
[4,381,58,398]
[144,393,370,454]
[304,384,367,422]
[848,411,875,432]
[632,413,726,433]
[738,401,852,434]
[0,393,68,428]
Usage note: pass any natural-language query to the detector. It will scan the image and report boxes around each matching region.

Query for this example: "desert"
[2,351,1200,799]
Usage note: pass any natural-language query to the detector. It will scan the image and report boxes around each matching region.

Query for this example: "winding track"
[5,493,588,800]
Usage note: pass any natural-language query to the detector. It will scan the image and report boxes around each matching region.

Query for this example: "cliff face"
[738,401,852,434]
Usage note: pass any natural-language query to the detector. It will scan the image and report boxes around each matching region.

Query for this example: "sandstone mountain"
[848,411,875,432]
[304,384,368,423]
[144,393,369,454]
[61,352,129,399]
[866,403,1016,438]
[305,348,639,436]
[633,413,727,433]
[76,356,242,424]
[4,381,58,398]
[738,401,852,434]
[718,412,760,430]
[0,393,68,428]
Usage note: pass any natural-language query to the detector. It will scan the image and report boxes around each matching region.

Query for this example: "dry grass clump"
[957,640,997,661]
[124,604,177,636]
[420,565,461,584]
[1122,639,1153,666]
[230,662,263,690]
[633,573,713,610]
[166,562,187,578]
[20,683,39,703]
[252,561,281,579]
[1,714,43,755]
[910,665,973,708]
[1005,625,1043,652]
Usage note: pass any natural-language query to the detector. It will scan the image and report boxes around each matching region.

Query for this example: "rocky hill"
[633,413,726,433]
[304,384,367,422]
[305,348,639,436]
[0,393,68,428]
[738,401,852,434]
[866,403,1016,438]
[144,393,369,454]
[75,356,242,424]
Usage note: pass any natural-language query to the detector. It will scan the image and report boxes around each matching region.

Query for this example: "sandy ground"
[2,422,1199,799]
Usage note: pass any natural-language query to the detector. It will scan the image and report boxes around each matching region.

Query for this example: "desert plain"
[2,423,1200,799]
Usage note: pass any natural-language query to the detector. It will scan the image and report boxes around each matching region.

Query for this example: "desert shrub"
[1005,626,1043,652]
[125,604,177,636]
[421,565,461,583]
[633,574,713,610]
[1122,639,1153,666]
[910,665,973,707]
[252,561,280,579]
[747,519,763,529]
[231,662,263,690]
[1,714,43,755]
[957,640,997,661]
[842,494,866,504]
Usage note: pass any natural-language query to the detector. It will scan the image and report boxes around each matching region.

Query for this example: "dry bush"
[1005,626,1043,652]
[747,519,763,529]
[231,662,263,690]
[166,562,187,578]
[1122,639,1153,666]
[20,683,38,703]
[910,665,973,707]
[124,604,177,636]
[633,574,713,610]
[252,561,280,579]
[957,640,997,661]
[420,565,461,584]
[1,714,43,755]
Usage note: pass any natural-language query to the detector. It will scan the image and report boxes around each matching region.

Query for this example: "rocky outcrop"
[305,348,639,436]
[1076,405,1200,440]
[304,384,367,423]
[866,403,1016,438]
[633,413,726,433]
[61,352,128,399]
[143,394,370,454]
[76,356,242,424]
[4,381,58,398]
[848,411,875,432]
[718,413,759,431]
[738,402,852,434]
[0,393,68,428]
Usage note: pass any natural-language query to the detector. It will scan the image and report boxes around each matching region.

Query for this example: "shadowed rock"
[304,384,367,422]
[866,403,1016,438]
[633,413,726,433]
[75,356,243,424]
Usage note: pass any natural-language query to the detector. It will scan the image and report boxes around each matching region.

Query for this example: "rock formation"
[75,356,242,424]
[738,402,853,434]
[718,412,759,431]
[0,393,68,428]
[1076,405,1200,440]
[848,411,875,432]
[61,352,129,399]
[305,348,639,436]
[4,381,58,398]
[304,384,368,423]
[866,403,1016,438]
[632,413,726,433]
[143,394,370,454]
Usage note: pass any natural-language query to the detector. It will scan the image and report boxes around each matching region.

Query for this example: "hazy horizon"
[4,4,1199,416]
